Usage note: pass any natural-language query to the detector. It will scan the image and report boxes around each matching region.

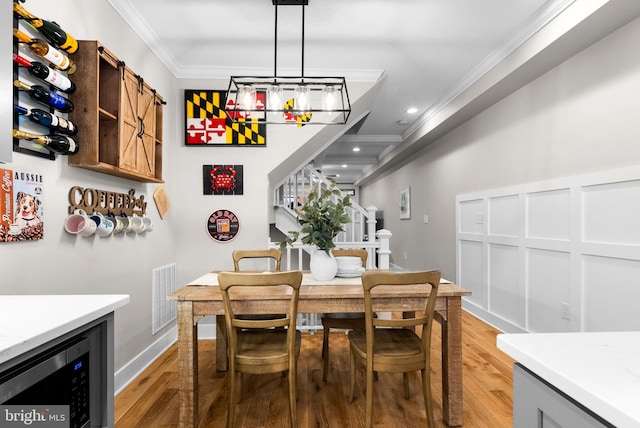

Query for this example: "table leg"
[403,311,416,332]
[215,314,228,371]
[177,301,199,428]
[442,297,463,426]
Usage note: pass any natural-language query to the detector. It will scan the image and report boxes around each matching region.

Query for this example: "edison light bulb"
[238,85,256,111]
[267,85,283,110]
[294,85,310,113]
[322,85,338,111]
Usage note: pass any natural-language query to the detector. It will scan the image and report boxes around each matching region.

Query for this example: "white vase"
[309,248,338,281]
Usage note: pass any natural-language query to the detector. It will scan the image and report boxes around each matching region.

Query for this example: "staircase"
[272,165,391,270]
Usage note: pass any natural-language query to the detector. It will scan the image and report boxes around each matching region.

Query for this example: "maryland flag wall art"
[185,90,266,146]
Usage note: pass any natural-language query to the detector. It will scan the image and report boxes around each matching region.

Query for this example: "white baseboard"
[198,319,216,339]
[114,321,217,395]
[114,326,177,395]
[462,300,527,334]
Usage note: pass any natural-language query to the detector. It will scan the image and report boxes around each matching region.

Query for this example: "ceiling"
[107,0,572,184]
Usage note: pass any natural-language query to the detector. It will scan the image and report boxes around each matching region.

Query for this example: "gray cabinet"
[513,364,614,428]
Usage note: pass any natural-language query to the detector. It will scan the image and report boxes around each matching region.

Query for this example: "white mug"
[130,214,145,233]
[64,209,96,237]
[108,213,124,233]
[141,215,154,232]
[120,214,132,233]
[90,212,114,237]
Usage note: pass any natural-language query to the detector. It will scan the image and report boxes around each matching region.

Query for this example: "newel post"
[366,205,377,242]
[376,229,392,270]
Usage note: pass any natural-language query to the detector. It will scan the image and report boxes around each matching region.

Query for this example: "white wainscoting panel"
[488,195,519,237]
[459,240,485,308]
[582,180,640,245]
[458,199,484,234]
[582,255,640,332]
[527,248,571,332]
[488,243,520,326]
[526,189,571,240]
[457,166,640,333]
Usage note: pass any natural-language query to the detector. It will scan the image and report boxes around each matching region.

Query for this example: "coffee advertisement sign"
[0,168,44,242]
[206,209,239,242]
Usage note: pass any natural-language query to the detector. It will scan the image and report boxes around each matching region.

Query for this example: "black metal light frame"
[225,0,351,126]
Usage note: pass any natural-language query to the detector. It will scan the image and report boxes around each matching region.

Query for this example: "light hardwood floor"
[115,311,515,427]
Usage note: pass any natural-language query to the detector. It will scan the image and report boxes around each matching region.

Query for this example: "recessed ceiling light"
[352,147,360,152]
[397,120,409,126]
[406,107,418,114]
[342,164,348,168]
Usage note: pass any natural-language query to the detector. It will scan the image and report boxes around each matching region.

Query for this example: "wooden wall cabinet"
[69,40,163,183]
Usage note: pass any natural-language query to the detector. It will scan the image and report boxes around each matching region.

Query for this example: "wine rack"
[12,2,75,160]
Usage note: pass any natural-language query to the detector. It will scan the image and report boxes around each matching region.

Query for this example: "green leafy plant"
[280,184,352,254]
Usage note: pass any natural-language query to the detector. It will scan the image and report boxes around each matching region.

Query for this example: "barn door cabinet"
[69,40,164,183]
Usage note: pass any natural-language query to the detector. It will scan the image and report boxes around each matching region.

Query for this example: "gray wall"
[0,0,180,375]
[360,14,640,330]
[0,0,377,391]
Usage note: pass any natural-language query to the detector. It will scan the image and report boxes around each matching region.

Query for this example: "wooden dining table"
[168,271,471,427]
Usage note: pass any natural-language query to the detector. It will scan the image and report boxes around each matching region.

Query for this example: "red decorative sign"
[203,164,243,195]
[206,209,239,242]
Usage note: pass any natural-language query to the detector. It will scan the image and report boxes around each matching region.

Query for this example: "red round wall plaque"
[206,209,239,242]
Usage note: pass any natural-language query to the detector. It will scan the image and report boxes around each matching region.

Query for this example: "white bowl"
[335,256,363,269]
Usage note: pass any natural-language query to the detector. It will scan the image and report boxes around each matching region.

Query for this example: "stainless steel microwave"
[0,337,91,428]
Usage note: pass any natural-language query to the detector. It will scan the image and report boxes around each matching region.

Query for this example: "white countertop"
[497,331,640,428]
[0,295,130,365]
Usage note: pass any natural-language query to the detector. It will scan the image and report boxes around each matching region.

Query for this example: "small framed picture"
[400,186,411,219]
[203,164,244,195]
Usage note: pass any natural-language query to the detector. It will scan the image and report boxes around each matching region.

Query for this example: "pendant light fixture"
[225,0,351,126]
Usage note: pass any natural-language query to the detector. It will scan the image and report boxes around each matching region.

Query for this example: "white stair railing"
[273,165,391,270]
[275,166,369,241]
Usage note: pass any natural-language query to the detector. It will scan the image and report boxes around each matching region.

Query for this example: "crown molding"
[336,134,403,145]
[107,0,382,82]
[404,0,576,138]
[107,0,181,74]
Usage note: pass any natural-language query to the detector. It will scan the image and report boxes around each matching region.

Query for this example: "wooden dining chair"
[348,270,441,428]
[321,249,368,381]
[232,249,285,322]
[218,270,303,428]
[232,248,282,271]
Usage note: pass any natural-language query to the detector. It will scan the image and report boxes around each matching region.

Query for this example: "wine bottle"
[13,54,76,94]
[15,105,78,136]
[13,29,76,74]
[12,129,78,155]
[13,80,74,113]
[13,3,78,54]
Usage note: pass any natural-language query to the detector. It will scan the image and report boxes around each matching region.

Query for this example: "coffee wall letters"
[68,187,147,216]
